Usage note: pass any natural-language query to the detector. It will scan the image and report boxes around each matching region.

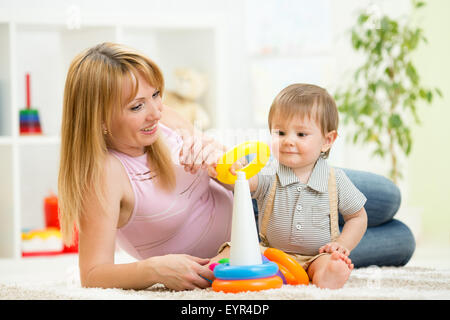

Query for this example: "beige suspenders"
[259,167,340,247]
[259,175,278,247]
[327,167,340,241]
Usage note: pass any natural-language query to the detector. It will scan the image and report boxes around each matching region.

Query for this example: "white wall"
[0,0,409,132]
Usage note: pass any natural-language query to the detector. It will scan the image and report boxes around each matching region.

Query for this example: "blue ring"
[214,261,279,280]
[263,254,286,284]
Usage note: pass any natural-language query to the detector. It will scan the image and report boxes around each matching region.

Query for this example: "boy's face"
[270,114,336,175]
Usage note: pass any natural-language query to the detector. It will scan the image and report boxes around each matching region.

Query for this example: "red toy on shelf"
[44,192,78,253]
[44,192,59,229]
[21,193,78,257]
[19,73,42,135]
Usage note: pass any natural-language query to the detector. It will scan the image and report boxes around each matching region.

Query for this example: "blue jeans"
[340,168,415,267]
[252,168,416,268]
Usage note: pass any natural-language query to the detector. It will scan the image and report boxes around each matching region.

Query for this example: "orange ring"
[212,276,282,293]
[264,248,309,285]
[273,261,297,285]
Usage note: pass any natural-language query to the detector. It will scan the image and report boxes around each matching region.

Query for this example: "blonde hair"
[268,83,339,158]
[58,42,175,246]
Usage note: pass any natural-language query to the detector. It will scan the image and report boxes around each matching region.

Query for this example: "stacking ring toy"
[212,276,282,293]
[262,255,287,284]
[216,141,270,184]
[263,248,309,285]
[214,262,278,280]
[209,262,219,272]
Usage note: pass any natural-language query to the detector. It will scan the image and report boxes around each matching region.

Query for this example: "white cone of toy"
[229,171,263,266]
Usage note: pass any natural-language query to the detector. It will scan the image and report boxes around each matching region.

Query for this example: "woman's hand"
[177,128,226,176]
[146,254,215,291]
[319,241,350,256]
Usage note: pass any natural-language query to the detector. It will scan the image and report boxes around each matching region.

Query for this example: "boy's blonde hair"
[58,42,175,246]
[268,83,339,158]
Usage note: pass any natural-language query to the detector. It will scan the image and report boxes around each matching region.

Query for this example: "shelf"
[13,24,119,138]
[0,17,225,258]
[0,144,15,258]
[0,136,13,145]
[19,143,60,231]
[17,135,60,145]
[0,136,61,146]
[0,23,11,136]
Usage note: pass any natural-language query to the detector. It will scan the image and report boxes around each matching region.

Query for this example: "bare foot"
[311,251,353,289]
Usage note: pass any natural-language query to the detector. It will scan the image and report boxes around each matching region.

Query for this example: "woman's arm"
[160,104,195,134]
[162,105,260,193]
[78,154,149,289]
[78,155,214,290]
[162,104,229,179]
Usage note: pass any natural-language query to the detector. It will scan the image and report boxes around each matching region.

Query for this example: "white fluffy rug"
[1,264,449,300]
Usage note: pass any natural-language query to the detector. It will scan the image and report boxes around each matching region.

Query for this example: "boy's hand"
[208,156,247,181]
[319,242,350,256]
[229,158,247,176]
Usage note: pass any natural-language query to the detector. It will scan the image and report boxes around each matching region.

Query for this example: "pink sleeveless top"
[110,124,233,260]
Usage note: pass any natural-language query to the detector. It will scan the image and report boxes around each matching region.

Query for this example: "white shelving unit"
[0,16,229,259]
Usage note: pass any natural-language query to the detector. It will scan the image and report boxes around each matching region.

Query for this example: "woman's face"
[108,72,163,157]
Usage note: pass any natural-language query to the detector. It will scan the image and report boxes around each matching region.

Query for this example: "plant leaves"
[333,0,442,183]
[406,62,419,85]
[388,114,403,129]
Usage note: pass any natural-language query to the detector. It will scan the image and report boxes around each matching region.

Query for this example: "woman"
[59,42,232,290]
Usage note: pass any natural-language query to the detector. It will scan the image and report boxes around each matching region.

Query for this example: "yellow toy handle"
[216,141,270,184]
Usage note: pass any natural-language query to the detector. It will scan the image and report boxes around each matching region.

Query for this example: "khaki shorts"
[218,242,329,271]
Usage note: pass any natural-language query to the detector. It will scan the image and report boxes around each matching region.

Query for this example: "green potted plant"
[334,0,442,184]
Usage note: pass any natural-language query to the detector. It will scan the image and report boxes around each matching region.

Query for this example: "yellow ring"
[216,141,270,184]
[264,248,309,285]
[212,275,282,293]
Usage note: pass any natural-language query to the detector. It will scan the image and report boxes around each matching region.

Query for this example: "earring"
[102,122,109,135]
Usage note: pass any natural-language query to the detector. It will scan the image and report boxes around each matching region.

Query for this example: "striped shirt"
[252,157,367,256]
